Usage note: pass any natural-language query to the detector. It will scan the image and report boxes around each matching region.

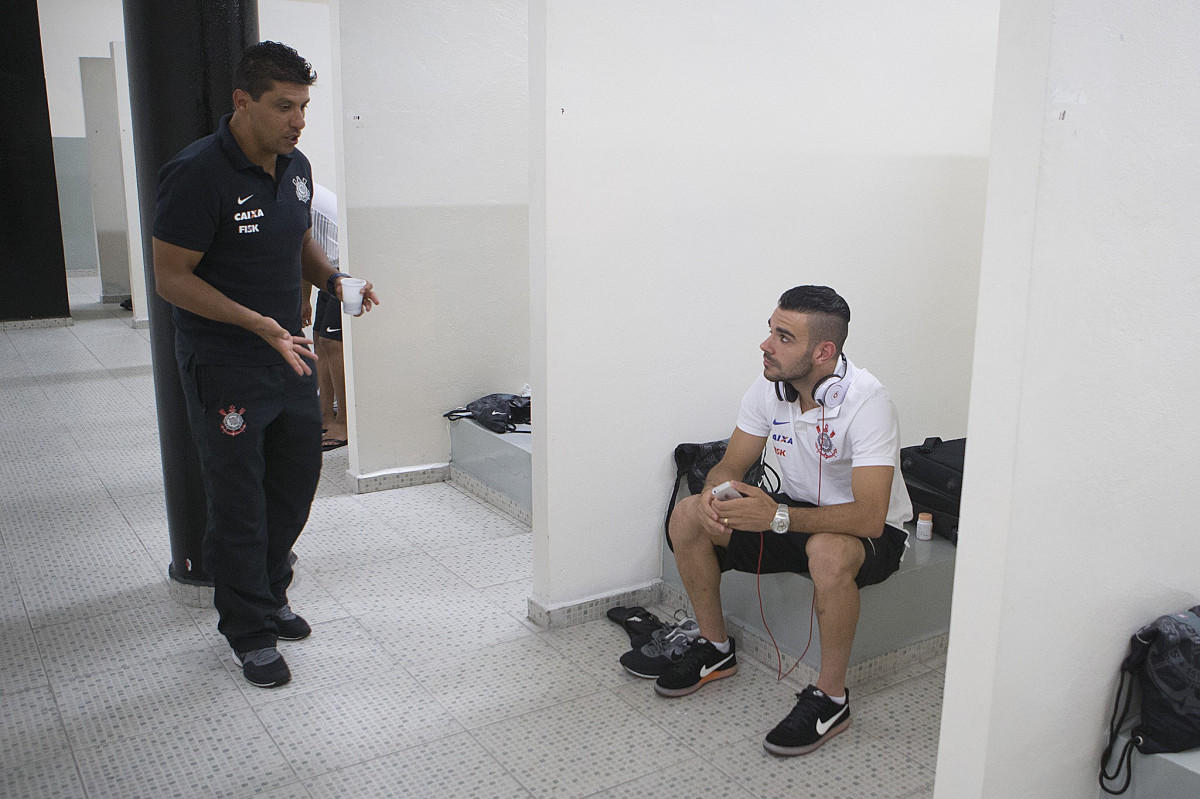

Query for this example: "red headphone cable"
[755,404,823,682]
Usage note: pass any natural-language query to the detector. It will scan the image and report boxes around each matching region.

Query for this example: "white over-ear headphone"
[811,353,849,408]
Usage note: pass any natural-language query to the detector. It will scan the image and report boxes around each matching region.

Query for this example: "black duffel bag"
[444,393,531,433]
[900,436,965,544]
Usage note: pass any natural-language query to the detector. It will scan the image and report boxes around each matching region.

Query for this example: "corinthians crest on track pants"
[177,355,322,652]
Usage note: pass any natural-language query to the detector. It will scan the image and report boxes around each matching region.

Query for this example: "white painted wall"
[111,42,149,326]
[80,55,131,301]
[331,0,530,477]
[38,0,337,313]
[260,0,337,190]
[531,1,998,607]
[937,0,1200,796]
[39,0,337,184]
[37,0,125,138]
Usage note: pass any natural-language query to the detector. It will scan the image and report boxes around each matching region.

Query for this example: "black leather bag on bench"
[900,437,965,544]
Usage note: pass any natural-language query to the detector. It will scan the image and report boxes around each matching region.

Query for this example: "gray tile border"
[528,581,663,630]
[448,466,532,526]
[0,317,74,331]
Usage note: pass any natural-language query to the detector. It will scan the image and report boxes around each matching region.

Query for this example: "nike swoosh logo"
[699,652,734,678]
[815,705,848,736]
[772,419,790,425]
[324,327,340,334]
[237,195,253,205]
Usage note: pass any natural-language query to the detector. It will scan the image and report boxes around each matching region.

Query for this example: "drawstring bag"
[1100,605,1200,794]
[444,393,531,433]
[663,439,777,549]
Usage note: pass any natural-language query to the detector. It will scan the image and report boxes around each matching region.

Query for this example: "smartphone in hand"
[710,481,743,501]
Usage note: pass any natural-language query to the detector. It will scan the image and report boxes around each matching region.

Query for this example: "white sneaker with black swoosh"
[654,637,737,697]
[763,685,851,756]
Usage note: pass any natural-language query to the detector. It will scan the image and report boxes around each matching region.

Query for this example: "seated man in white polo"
[661,284,912,756]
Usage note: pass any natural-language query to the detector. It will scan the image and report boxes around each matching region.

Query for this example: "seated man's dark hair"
[235,41,317,100]
[778,285,851,353]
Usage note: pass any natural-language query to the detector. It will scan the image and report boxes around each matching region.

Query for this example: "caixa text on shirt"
[235,207,264,234]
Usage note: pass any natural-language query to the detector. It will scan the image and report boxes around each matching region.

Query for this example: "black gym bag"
[900,437,965,544]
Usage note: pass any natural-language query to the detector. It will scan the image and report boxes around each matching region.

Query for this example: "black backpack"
[1100,605,1200,794]
[663,439,776,549]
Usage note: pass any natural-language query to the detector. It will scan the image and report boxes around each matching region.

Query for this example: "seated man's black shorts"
[717,495,907,589]
[314,290,343,342]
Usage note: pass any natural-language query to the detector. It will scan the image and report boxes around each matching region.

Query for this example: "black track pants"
[178,356,322,652]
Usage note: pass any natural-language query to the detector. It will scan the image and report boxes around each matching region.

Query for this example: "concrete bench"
[1109,729,1200,798]
[447,418,532,525]
[661,519,956,686]
[446,420,956,681]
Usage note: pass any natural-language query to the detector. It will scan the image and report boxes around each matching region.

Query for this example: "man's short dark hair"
[778,285,851,353]
[235,41,317,100]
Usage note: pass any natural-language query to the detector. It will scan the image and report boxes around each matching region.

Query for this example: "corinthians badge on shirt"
[219,406,247,436]
[815,422,838,459]
[293,176,311,203]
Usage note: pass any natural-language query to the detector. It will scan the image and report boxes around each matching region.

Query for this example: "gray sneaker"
[233,647,291,688]
[619,618,701,678]
[271,604,312,641]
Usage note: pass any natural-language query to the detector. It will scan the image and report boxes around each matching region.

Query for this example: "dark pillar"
[0,0,70,323]
[123,0,259,587]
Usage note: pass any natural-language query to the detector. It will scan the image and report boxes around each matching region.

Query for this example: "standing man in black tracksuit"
[153,42,379,687]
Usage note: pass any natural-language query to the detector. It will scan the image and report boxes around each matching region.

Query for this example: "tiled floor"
[0,274,943,798]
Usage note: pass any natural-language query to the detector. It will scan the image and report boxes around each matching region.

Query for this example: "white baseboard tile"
[527,581,663,630]
[348,463,450,494]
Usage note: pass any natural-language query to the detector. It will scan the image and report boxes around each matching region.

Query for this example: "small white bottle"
[916,512,934,541]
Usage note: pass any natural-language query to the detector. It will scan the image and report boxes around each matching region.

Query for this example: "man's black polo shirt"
[154,114,313,365]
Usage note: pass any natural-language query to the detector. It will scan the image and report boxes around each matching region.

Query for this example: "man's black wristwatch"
[326,272,351,296]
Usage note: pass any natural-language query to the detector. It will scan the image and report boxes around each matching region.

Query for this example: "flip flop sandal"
[606,606,666,644]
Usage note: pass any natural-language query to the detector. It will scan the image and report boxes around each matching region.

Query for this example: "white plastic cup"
[915,512,934,541]
[339,277,367,315]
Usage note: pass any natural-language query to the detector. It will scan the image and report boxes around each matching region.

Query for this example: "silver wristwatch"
[770,503,790,534]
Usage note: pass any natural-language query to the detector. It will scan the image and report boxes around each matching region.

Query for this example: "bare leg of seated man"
[654,494,740,698]
[661,492,870,756]
[760,532,866,756]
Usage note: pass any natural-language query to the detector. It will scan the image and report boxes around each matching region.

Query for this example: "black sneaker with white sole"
[233,647,292,688]
[654,637,737,697]
[271,604,311,641]
[763,685,851,756]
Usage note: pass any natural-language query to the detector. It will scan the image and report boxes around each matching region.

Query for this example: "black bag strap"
[1099,623,1158,795]
[663,468,686,552]
[1099,669,1139,795]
